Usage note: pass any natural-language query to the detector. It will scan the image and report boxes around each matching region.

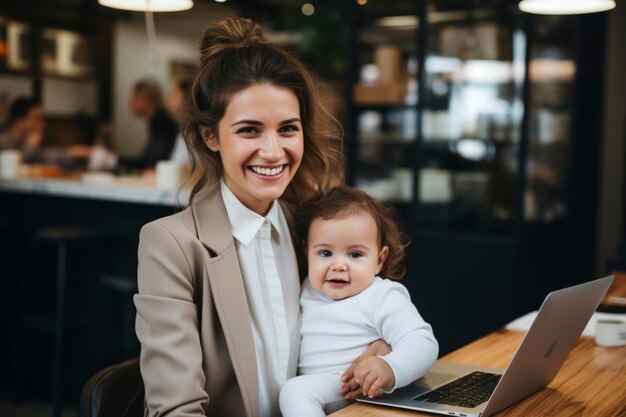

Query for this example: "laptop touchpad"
[411,372,460,395]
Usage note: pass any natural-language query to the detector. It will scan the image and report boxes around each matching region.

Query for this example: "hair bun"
[200,17,267,65]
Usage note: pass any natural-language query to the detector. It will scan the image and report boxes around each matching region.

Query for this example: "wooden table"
[331,329,626,417]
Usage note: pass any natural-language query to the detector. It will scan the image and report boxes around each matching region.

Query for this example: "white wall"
[43,78,99,116]
[112,4,231,155]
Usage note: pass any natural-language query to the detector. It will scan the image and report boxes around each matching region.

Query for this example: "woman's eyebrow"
[279,117,302,125]
[231,119,263,127]
[230,118,301,127]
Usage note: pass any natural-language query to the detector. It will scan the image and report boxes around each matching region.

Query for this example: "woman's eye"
[318,250,332,257]
[279,125,299,134]
[236,127,258,135]
[348,252,363,259]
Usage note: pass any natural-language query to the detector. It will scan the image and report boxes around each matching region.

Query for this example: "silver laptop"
[357,275,614,417]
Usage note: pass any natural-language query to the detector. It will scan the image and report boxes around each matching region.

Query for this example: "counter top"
[0,173,189,206]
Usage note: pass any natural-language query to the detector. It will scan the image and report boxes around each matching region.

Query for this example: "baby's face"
[307,210,388,300]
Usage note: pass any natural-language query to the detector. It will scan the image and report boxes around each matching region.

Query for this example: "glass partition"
[525,16,576,224]
[418,1,525,234]
[350,3,419,204]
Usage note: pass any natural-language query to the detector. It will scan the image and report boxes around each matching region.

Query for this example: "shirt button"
[260,221,271,239]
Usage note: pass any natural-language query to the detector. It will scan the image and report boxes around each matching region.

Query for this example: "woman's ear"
[376,245,389,275]
[201,126,219,152]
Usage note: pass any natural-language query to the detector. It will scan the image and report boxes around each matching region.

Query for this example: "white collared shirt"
[221,181,301,417]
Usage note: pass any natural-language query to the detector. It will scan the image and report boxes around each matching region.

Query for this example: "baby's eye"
[318,250,332,257]
[348,251,363,259]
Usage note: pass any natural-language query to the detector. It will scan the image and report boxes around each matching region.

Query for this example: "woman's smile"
[249,164,286,178]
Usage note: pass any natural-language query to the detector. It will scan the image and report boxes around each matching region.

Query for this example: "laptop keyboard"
[413,371,502,409]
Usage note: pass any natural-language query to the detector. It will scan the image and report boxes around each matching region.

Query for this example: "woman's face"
[206,83,304,215]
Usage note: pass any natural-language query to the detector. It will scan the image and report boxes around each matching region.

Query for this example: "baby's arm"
[372,282,439,392]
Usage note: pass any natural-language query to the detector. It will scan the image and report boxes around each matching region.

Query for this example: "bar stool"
[15,226,102,417]
[2,225,32,398]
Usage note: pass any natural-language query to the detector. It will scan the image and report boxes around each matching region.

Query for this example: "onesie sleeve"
[373,281,439,391]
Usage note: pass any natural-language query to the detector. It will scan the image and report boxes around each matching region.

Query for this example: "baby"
[280,186,438,417]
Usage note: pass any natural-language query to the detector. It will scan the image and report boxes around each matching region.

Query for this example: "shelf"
[0,67,33,77]
[359,132,415,144]
[354,103,416,110]
[42,73,98,82]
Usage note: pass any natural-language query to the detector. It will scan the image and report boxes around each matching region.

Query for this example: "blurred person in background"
[0,96,45,163]
[165,78,191,165]
[118,79,178,169]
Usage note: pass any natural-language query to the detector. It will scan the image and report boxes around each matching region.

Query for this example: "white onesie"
[279,277,438,417]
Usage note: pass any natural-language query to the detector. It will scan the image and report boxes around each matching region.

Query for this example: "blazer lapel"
[191,185,259,417]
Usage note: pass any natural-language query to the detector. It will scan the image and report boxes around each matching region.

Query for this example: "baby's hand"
[353,356,395,398]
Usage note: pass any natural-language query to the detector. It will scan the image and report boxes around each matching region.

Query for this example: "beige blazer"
[134,183,300,417]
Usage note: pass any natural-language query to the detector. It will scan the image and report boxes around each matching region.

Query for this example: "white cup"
[156,160,182,190]
[595,319,626,347]
[0,150,22,179]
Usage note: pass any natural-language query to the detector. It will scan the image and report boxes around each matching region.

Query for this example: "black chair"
[80,358,144,417]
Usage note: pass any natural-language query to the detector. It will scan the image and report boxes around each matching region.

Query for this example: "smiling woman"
[133,17,353,417]
[182,18,345,208]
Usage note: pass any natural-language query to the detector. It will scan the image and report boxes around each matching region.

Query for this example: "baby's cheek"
[308,265,325,288]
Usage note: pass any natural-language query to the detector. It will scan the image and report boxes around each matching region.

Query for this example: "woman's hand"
[340,339,391,400]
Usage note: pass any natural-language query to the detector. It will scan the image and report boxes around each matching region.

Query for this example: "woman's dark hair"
[182,17,344,205]
[9,97,40,125]
[298,186,410,280]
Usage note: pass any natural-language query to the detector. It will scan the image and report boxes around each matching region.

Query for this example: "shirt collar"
[221,180,283,246]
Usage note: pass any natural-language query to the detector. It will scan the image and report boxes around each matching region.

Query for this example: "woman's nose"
[258,133,285,160]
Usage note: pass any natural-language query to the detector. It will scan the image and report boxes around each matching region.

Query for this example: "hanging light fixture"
[98,0,193,79]
[98,0,193,12]
[518,0,615,15]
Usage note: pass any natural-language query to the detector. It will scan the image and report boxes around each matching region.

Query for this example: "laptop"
[356,275,614,417]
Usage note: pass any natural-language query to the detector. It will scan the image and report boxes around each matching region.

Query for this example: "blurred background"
[0,0,624,416]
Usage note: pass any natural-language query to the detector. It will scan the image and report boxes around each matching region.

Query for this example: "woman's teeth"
[251,165,284,176]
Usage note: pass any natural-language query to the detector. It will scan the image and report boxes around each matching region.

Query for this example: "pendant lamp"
[519,0,616,15]
[98,0,193,12]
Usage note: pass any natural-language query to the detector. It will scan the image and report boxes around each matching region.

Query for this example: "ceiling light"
[518,0,615,15]
[98,0,193,12]
[302,3,315,16]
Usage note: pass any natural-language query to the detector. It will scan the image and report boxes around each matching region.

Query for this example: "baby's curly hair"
[297,186,410,280]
